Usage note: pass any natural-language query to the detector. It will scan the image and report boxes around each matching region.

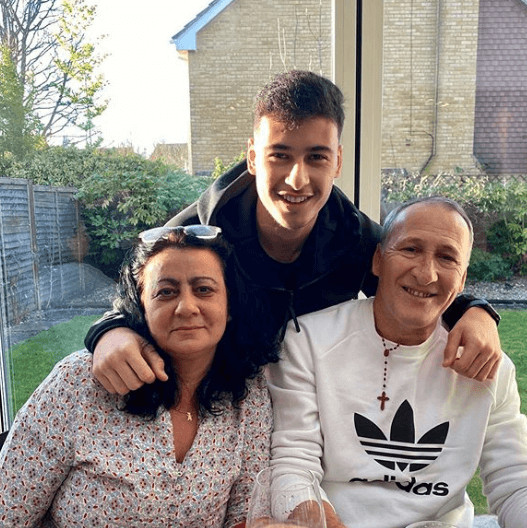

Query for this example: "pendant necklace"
[174,381,197,422]
[377,337,401,411]
[174,408,194,422]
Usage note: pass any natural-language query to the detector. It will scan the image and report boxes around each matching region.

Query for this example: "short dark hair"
[381,196,474,251]
[113,228,277,418]
[254,70,345,137]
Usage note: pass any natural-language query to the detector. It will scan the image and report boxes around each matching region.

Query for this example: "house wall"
[381,0,480,174]
[186,0,332,174]
[474,0,527,175]
[181,0,527,178]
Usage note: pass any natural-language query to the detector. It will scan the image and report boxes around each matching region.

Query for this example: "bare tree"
[275,1,326,74]
[0,0,106,142]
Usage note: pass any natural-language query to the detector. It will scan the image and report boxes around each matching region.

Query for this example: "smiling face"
[372,203,471,345]
[247,115,342,241]
[140,247,228,368]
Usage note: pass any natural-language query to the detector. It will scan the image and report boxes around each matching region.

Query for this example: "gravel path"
[464,275,527,309]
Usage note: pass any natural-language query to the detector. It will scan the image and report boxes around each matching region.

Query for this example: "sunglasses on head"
[139,224,222,243]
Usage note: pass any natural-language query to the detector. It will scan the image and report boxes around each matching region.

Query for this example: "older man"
[268,197,527,528]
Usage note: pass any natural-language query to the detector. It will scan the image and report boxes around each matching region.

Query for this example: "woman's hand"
[91,327,168,394]
[442,306,502,381]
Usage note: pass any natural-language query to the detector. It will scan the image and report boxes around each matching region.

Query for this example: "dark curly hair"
[254,70,345,137]
[113,227,279,419]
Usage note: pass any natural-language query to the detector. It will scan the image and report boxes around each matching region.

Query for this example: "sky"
[89,0,211,156]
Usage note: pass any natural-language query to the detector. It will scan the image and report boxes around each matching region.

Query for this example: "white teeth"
[283,195,309,203]
[405,287,433,298]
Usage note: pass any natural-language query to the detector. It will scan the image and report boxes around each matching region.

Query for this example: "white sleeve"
[479,356,527,528]
[266,321,329,502]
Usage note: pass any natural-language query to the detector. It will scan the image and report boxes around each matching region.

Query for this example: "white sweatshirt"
[267,298,527,528]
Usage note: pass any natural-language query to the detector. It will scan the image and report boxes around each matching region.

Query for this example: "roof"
[171,0,236,51]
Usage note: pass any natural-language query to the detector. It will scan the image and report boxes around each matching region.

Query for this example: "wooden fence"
[0,178,83,431]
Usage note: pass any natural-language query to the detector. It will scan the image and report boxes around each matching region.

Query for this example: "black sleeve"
[442,294,501,331]
[358,210,382,298]
[164,202,200,227]
[84,311,129,353]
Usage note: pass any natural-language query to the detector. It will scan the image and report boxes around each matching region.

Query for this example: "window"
[333,0,383,222]
[380,0,527,214]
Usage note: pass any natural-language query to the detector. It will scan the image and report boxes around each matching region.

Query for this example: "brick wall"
[382,0,480,174]
[185,0,332,174]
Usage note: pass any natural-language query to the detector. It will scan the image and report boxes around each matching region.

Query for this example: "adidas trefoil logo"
[354,400,449,472]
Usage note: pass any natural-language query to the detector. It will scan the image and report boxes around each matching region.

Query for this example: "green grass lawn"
[6,310,527,514]
[467,309,527,513]
[8,314,101,413]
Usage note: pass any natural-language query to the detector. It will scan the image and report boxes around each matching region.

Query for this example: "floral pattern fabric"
[0,350,272,527]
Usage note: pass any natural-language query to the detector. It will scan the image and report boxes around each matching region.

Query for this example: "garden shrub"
[381,170,489,206]
[2,146,213,277]
[479,181,527,275]
[77,168,170,272]
[77,167,212,275]
[3,145,141,182]
[211,150,246,180]
[467,247,513,282]
[161,169,213,217]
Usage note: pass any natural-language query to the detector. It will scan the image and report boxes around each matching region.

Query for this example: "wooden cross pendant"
[377,391,390,411]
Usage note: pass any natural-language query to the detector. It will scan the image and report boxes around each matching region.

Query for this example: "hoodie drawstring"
[279,292,301,341]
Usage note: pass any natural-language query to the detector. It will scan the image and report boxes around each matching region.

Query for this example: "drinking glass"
[405,522,459,528]
[246,467,327,528]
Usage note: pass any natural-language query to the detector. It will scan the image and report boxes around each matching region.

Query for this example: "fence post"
[0,191,12,430]
[0,259,11,431]
[27,181,41,311]
[75,194,86,290]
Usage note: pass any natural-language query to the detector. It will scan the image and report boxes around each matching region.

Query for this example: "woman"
[0,225,277,527]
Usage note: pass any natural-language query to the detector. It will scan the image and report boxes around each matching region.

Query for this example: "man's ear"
[458,268,468,293]
[372,244,383,278]
[246,138,256,175]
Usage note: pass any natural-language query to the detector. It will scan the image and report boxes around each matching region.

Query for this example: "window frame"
[333,0,383,223]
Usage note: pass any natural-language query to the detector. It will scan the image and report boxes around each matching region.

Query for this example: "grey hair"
[381,196,474,252]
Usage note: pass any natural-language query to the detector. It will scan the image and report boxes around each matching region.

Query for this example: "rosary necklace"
[377,337,401,411]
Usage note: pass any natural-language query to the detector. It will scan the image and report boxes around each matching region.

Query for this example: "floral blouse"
[0,350,272,527]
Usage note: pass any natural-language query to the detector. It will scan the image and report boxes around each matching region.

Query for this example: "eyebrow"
[265,143,333,152]
[398,237,462,254]
[155,276,220,287]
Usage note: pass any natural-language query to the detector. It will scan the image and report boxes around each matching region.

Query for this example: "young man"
[267,197,527,528]
[85,70,501,394]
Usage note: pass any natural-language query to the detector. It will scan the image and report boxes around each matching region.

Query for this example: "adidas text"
[349,476,449,496]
